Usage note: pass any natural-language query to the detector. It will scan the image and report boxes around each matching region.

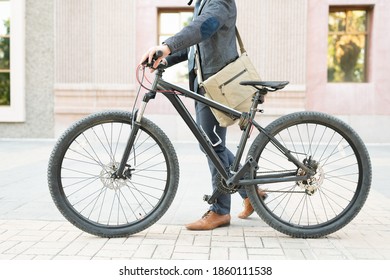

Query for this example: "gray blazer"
[164,0,238,78]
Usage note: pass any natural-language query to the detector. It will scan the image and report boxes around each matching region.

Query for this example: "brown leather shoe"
[238,189,268,219]
[185,210,231,230]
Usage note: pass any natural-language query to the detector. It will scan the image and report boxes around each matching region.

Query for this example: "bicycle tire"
[246,111,371,238]
[48,110,179,238]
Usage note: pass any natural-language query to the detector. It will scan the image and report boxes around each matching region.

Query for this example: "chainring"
[215,173,241,194]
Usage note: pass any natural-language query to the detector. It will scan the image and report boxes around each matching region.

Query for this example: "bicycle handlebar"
[142,50,164,68]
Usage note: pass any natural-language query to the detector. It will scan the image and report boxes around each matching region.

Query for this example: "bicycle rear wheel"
[48,110,179,237]
[246,111,371,238]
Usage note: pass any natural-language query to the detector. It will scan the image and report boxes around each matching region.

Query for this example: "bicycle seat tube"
[230,89,264,173]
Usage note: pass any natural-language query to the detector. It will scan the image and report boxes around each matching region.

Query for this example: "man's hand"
[139,44,171,70]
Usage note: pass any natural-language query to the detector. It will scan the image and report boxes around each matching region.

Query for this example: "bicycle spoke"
[58,120,170,227]
[252,118,364,231]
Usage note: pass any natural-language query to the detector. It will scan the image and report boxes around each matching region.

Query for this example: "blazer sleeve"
[165,48,188,67]
[163,0,234,54]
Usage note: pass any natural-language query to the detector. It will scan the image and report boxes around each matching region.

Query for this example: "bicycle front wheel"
[246,111,372,238]
[48,111,179,237]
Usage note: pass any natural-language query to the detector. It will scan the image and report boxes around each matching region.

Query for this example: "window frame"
[0,0,25,122]
[156,7,193,85]
[327,5,372,83]
[157,7,194,44]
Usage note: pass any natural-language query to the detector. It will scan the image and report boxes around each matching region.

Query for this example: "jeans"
[195,91,247,215]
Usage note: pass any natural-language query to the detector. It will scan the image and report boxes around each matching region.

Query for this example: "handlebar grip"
[142,50,164,66]
[154,50,163,59]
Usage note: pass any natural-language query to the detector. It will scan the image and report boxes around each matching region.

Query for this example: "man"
[140,0,265,230]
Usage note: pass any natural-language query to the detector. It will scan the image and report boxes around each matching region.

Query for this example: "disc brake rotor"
[296,158,324,195]
[100,162,128,190]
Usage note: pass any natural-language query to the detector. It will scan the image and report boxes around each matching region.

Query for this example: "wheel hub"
[100,162,128,190]
[296,157,324,195]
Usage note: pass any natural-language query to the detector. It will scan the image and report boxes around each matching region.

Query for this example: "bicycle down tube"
[158,79,238,181]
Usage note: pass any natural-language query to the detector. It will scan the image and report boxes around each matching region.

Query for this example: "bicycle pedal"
[203,194,216,204]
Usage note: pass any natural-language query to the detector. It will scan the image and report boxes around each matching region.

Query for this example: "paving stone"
[244,236,264,248]
[0,240,21,254]
[12,254,36,260]
[210,246,228,260]
[152,245,174,259]
[176,234,194,246]
[171,252,208,260]
[283,249,307,260]
[194,235,211,247]
[261,237,281,248]
[132,244,156,259]
[58,242,87,256]
[174,245,209,254]
[229,247,248,260]
[3,241,36,255]
[247,248,284,256]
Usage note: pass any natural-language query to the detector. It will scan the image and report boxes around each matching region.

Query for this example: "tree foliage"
[0,18,10,106]
[328,10,367,83]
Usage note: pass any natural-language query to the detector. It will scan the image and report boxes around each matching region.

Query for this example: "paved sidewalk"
[0,139,389,260]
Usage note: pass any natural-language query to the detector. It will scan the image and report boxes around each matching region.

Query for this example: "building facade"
[0,0,389,142]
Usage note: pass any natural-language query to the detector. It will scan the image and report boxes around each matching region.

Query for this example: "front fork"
[114,91,156,178]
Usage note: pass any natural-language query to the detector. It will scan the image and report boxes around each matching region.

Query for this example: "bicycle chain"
[215,173,241,194]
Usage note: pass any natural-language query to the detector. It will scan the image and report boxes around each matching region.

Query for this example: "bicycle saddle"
[240,81,289,91]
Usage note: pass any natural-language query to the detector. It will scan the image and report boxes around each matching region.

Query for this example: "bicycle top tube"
[157,77,242,121]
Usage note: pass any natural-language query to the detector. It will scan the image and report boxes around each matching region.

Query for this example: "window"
[0,0,10,105]
[0,0,25,122]
[328,7,370,83]
[158,8,193,84]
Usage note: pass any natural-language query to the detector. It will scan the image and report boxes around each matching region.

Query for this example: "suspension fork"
[115,70,162,178]
[114,92,156,178]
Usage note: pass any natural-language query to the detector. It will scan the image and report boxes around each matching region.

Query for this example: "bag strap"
[235,27,246,54]
[194,0,207,83]
[195,27,246,83]
[194,44,203,83]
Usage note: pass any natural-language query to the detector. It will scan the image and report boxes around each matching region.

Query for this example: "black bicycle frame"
[116,68,313,190]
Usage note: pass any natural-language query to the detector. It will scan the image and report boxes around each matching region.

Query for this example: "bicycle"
[47,53,372,238]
